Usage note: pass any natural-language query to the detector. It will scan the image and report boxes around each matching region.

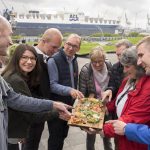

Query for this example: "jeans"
[47,118,69,150]
[22,122,44,150]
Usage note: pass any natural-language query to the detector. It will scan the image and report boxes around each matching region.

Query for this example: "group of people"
[0,15,72,150]
[84,38,150,150]
[1,13,150,150]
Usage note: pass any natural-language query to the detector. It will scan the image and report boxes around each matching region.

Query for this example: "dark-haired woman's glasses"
[21,55,37,62]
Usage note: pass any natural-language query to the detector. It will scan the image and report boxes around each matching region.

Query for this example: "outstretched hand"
[101,90,112,103]
[53,102,72,121]
[70,89,84,99]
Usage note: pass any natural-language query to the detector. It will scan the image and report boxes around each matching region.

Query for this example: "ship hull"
[13,22,119,36]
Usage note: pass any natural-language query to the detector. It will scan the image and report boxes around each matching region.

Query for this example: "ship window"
[100,20,102,23]
[40,14,45,19]
[36,14,39,19]
[109,20,111,24]
[90,18,93,23]
[47,15,51,20]
[19,14,24,19]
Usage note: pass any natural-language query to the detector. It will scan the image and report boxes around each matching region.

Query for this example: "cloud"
[2,0,150,15]
[1,0,150,28]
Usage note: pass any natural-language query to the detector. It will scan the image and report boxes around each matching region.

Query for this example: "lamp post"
[97,25,104,41]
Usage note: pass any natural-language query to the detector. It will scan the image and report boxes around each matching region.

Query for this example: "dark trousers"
[8,143,19,150]
[22,122,44,150]
[47,118,69,150]
[86,134,113,150]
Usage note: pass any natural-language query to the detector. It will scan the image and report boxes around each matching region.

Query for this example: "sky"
[0,0,150,29]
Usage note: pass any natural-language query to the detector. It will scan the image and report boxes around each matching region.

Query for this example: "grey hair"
[120,46,137,66]
[66,34,82,46]
[120,46,145,78]
[115,39,132,48]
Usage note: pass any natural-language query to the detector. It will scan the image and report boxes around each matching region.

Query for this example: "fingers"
[59,112,71,121]
[70,89,84,99]
[101,90,112,103]
[82,127,101,134]
[64,104,73,110]
[77,91,84,99]
[53,102,71,115]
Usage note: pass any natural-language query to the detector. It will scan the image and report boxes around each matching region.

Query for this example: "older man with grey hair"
[102,39,133,102]
[0,15,71,150]
[47,33,84,150]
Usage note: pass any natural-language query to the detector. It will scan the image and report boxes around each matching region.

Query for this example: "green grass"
[12,37,143,55]
[79,42,100,54]
[78,37,143,54]
[127,37,143,44]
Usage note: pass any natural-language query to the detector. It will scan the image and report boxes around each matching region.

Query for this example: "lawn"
[79,37,143,54]
[11,36,144,55]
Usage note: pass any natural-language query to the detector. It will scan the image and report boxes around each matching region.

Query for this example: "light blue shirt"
[47,56,74,96]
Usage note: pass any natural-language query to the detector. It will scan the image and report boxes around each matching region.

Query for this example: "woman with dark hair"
[2,44,41,87]
[84,46,150,150]
[2,44,55,150]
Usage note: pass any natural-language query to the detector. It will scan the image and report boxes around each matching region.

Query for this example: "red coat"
[104,76,150,150]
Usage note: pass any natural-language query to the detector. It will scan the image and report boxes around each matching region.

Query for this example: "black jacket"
[107,61,124,98]
[79,61,112,98]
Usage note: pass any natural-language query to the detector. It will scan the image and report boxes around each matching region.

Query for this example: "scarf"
[91,63,109,91]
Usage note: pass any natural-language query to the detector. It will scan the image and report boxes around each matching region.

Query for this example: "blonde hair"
[136,36,150,50]
[66,34,82,47]
[89,46,106,61]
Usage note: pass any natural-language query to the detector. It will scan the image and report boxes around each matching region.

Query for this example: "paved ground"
[39,54,117,150]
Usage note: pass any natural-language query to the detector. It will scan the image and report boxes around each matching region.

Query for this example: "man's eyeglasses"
[21,55,37,62]
[65,42,79,49]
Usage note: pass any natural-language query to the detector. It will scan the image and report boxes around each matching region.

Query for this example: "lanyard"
[116,82,135,106]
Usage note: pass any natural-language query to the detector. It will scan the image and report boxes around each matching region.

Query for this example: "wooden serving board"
[68,98,105,129]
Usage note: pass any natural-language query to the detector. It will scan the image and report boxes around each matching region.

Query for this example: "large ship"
[3,9,121,36]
